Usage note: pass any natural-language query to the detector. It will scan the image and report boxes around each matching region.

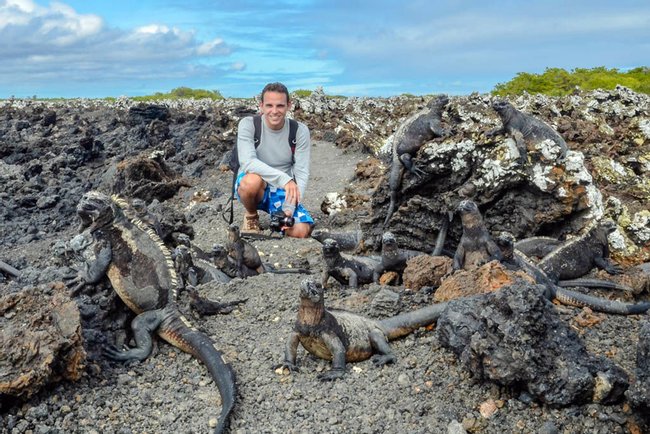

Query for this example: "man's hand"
[283,180,300,215]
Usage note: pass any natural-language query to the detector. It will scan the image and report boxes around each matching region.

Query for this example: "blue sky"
[1,0,649,98]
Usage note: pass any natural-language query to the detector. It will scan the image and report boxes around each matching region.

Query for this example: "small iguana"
[173,245,232,287]
[384,94,449,227]
[321,239,380,289]
[514,236,562,260]
[453,200,502,270]
[72,191,236,433]
[487,100,568,164]
[496,233,649,315]
[373,231,426,283]
[277,279,448,380]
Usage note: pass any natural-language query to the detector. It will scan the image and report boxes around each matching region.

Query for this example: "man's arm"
[292,123,311,199]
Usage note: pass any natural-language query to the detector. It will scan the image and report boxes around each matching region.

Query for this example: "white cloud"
[0,0,233,90]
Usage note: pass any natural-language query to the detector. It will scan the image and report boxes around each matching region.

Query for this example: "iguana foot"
[409,165,426,179]
[605,264,624,275]
[190,296,248,316]
[273,362,300,373]
[318,368,346,381]
[371,354,396,367]
[104,344,149,362]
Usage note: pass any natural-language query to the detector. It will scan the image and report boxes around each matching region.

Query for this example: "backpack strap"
[253,114,262,148]
[288,118,298,164]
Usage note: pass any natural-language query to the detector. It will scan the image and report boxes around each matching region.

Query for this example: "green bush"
[133,87,224,101]
[492,67,650,96]
[292,89,313,98]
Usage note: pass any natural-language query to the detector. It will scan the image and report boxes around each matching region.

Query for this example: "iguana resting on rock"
[278,279,448,380]
[131,198,163,237]
[487,100,568,164]
[311,228,363,252]
[73,191,236,433]
[321,239,380,289]
[453,200,503,271]
[384,94,449,227]
[538,220,624,282]
[496,233,650,315]
[373,231,426,283]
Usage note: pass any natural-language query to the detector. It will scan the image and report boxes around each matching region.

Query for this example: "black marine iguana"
[173,244,232,286]
[496,233,650,315]
[487,100,568,164]
[538,220,624,282]
[384,94,449,227]
[72,191,236,433]
[321,239,380,289]
[453,200,503,270]
[277,279,448,380]
[373,231,426,283]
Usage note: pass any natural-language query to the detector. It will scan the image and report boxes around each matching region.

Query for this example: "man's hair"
[261,82,290,103]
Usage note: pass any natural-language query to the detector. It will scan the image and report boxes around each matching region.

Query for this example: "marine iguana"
[278,279,448,380]
[453,200,503,271]
[373,231,426,283]
[538,220,624,282]
[173,245,232,286]
[321,239,380,289]
[487,100,568,164]
[496,233,650,315]
[311,228,363,252]
[226,223,265,278]
[73,191,236,433]
[384,94,449,227]
[131,198,162,237]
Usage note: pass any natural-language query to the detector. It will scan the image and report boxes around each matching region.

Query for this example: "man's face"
[260,91,290,130]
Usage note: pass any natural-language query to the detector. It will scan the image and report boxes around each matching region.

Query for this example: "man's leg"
[237,173,266,233]
[285,223,313,238]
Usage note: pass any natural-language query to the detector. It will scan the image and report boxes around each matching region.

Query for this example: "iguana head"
[494,232,515,260]
[77,191,115,232]
[381,231,398,251]
[601,219,618,234]
[300,278,324,304]
[176,233,191,248]
[228,224,240,241]
[492,100,514,116]
[427,94,449,111]
[456,200,483,227]
[131,198,148,216]
[321,238,340,258]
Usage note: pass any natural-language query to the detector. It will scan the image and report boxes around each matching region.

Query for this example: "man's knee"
[238,173,265,198]
[286,223,313,239]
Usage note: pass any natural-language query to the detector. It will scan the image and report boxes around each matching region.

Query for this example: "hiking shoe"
[241,213,261,234]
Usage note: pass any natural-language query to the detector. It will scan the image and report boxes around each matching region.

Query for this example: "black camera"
[269,211,295,232]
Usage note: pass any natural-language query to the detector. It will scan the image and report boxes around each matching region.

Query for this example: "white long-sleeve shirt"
[236,115,311,198]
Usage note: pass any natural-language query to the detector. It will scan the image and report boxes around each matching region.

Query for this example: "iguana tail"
[553,287,650,315]
[558,278,634,293]
[379,302,448,340]
[383,191,398,228]
[159,315,237,434]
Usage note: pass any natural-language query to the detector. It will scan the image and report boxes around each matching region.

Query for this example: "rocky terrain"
[1,87,649,433]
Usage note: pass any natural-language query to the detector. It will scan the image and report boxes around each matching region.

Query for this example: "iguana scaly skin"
[321,239,379,289]
[278,279,448,380]
[74,191,236,433]
[453,200,502,270]
[496,233,649,315]
[488,100,568,164]
[538,220,623,282]
[514,236,562,260]
[384,94,449,227]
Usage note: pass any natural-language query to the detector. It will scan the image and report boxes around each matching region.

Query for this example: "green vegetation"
[292,89,313,98]
[492,67,650,96]
[132,87,224,101]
